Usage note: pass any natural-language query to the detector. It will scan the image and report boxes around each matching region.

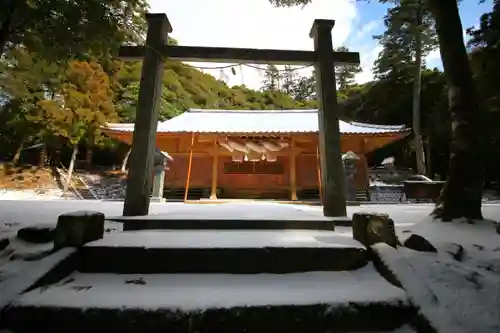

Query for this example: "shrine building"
[104,109,410,201]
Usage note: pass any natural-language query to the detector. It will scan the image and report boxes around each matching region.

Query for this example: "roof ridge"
[186,108,318,113]
[348,121,406,130]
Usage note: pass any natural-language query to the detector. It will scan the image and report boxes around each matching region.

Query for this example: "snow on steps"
[3,264,414,333]
[79,230,368,273]
[0,248,76,310]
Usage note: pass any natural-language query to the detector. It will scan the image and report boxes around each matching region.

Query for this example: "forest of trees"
[1,0,500,219]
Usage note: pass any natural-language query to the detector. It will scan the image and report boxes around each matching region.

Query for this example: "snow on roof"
[105,109,408,135]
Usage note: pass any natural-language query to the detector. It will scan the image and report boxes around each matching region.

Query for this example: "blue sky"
[148,0,494,88]
[348,0,493,78]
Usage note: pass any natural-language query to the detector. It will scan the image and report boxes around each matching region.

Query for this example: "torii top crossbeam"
[119,15,360,65]
[119,13,361,220]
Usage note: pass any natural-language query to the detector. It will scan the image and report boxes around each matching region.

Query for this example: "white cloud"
[354,20,380,41]
[355,45,382,83]
[148,0,358,89]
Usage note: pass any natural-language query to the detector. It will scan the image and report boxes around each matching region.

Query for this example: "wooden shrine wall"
[163,154,319,190]
[152,132,405,197]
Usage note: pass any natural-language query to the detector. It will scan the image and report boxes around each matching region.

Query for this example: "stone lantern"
[342,151,359,202]
[151,149,173,203]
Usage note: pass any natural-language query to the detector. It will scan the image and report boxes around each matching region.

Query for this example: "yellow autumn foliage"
[37,60,117,144]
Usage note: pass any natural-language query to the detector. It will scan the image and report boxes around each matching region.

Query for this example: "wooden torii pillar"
[120,13,360,217]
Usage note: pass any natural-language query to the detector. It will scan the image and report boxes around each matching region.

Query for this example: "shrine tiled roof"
[105,109,408,135]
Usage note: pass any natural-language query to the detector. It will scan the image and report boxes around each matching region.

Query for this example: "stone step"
[2,264,415,333]
[79,230,367,274]
[108,215,351,231]
[106,203,352,231]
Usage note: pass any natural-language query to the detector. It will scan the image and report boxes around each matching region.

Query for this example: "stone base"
[3,296,414,333]
[150,197,166,203]
[54,211,105,249]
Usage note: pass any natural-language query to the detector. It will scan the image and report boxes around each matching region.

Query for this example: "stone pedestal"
[54,211,105,249]
[352,212,399,248]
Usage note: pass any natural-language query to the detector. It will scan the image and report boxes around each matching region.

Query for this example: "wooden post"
[316,145,323,205]
[184,133,195,202]
[123,14,172,216]
[289,137,298,201]
[210,138,219,200]
[310,19,347,217]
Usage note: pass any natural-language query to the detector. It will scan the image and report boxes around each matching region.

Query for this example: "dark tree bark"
[428,0,484,221]
[413,10,426,176]
[85,146,93,169]
[425,136,432,177]
[0,0,17,56]
[11,135,26,165]
[39,144,47,166]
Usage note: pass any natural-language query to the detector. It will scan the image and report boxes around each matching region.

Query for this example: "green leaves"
[374,0,438,78]
[0,0,148,59]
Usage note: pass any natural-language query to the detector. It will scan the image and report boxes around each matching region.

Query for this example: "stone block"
[403,234,437,253]
[54,211,105,249]
[0,237,10,251]
[17,224,55,243]
[352,212,399,248]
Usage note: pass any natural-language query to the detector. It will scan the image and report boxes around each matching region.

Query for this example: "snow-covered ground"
[0,188,67,201]
[375,242,500,333]
[1,200,500,332]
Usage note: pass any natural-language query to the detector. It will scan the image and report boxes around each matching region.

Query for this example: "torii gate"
[119,13,360,218]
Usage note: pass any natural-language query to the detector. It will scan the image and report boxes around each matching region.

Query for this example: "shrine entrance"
[212,135,290,200]
[119,13,360,217]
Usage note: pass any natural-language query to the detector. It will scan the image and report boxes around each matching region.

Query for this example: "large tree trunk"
[0,7,12,56]
[39,144,47,166]
[428,0,484,221]
[425,136,432,178]
[413,6,426,176]
[0,0,19,56]
[63,144,79,193]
